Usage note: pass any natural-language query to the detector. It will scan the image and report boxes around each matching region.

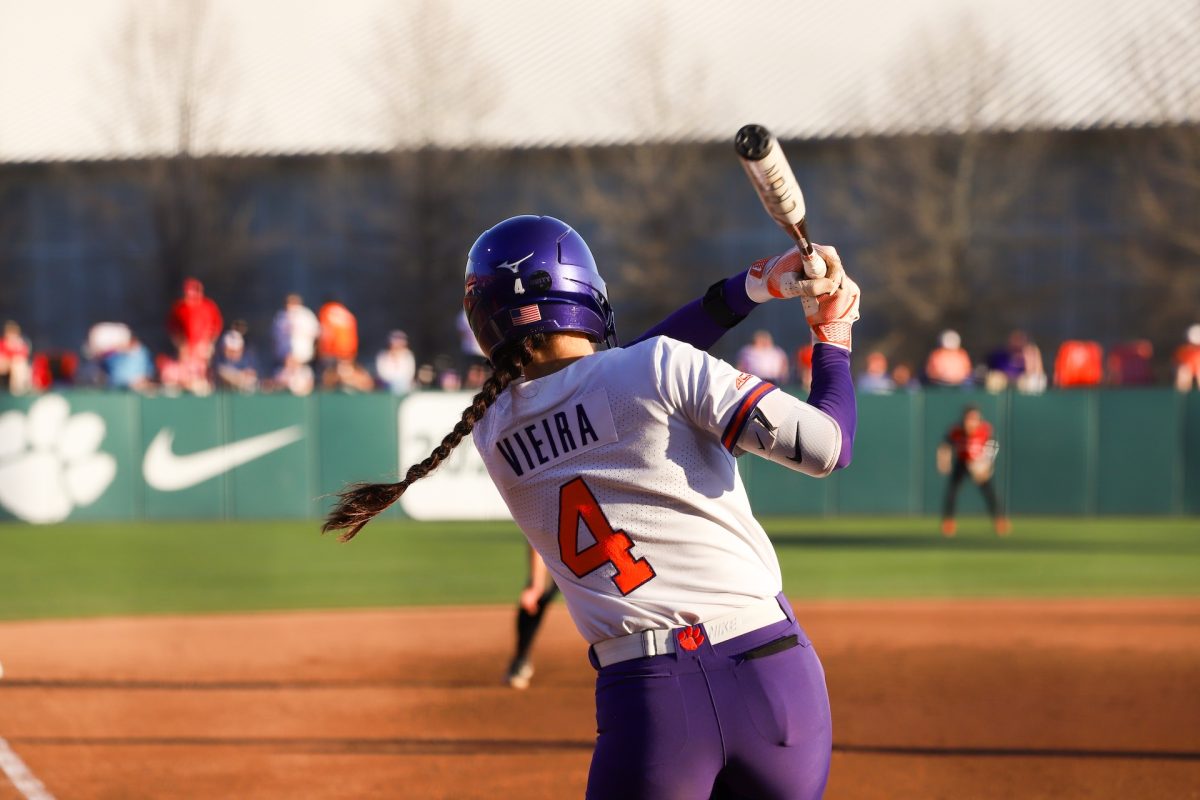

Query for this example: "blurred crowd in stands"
[734,325,1200,395]
[0,278,488,397]
[3,277,1200,396]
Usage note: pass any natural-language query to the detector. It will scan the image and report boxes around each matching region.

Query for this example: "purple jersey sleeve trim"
[807,343,856,470]
[721,380,778,453]
[628,271,759,349]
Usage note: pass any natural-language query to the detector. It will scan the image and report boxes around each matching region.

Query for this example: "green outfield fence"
[1,389,1197,523]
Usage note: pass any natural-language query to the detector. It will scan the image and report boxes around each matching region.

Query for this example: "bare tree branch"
[564,12,727,339]
[352,0,505,363]
[832,18,1052,367]
[1125,4,1200,346]
[85,0,249,343]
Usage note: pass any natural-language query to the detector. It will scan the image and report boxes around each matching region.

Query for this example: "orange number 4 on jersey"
[557,478,655,595]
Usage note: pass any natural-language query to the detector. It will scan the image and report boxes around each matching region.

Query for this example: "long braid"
[323,334,543,541]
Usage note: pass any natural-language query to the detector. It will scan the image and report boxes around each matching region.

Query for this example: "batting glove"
[745,245,844,303]
[800,245,860,351]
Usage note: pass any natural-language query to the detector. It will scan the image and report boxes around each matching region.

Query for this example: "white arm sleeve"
[732,389,842,478]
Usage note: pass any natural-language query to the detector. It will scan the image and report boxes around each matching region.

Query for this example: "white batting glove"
[800,244,859,351]
[745,246,844,303]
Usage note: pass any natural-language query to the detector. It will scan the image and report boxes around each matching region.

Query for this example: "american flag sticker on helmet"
[510,304,542,325]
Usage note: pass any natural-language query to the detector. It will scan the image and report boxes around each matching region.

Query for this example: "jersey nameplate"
[494,389,618,488]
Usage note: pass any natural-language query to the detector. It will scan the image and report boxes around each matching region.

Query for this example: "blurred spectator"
[925,329,972,387]
[1107,339,1154,386]
[736,330,789,384]
[158,352,211,395]
[464,362,489,390]
[376,330,416,395]
[166,278,222,390]
[215,329,259,393]
[857,351,894,394]
[106,336,155,393]
[317,299,371,392]
[85,322,132,359]
[433,355,461,391]
[985,330,1046,394]
[317,299,358,366]
[1175,324,1200,392]
[794,343,813,392]
[415,363,436,388]
[272,294,320,394]
[31,351,78,391]
[321,359,375,393]
[1054,339,1103,388]
[891,362,920,392]
[274,356,315,397]
[273,293,320,366]
[318,300,357,360]
[82,321,133,386]
[0,320,32,394]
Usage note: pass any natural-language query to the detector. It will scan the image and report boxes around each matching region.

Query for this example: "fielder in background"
[325,215,860,799]
[505,545,558,689]
[938,404,1010,537]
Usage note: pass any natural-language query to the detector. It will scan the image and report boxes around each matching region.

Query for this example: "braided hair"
[322,334,544,541]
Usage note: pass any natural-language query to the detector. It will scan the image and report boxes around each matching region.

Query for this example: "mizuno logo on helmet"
[495,252,534,272]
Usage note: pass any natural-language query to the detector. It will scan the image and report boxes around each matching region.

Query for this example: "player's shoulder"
[626,334,709,361]
[603,335,703,371]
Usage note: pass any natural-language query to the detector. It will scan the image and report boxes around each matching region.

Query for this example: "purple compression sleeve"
[628,269,757,349]
[807,343,856,470]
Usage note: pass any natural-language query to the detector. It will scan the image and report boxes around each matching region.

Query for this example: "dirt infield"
[1,599,1197,799]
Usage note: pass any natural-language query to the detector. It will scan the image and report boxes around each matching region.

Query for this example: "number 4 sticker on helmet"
[557,478,655,595]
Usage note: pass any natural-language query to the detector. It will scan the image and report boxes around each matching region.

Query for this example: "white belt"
[591,597,788,668]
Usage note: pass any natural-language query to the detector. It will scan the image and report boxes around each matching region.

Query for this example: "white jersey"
[473,336,807,644]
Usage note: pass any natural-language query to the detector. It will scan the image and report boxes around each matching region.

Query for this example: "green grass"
[0,517,1197,620]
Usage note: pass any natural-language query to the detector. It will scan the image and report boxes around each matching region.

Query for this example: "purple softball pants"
[586,596,832,800]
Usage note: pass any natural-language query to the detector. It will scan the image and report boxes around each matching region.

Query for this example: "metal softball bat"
[735,123,827,278]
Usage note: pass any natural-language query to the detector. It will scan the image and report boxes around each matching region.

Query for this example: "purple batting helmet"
[464,215,617,360]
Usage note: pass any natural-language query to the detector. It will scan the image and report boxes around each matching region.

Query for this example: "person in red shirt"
[1053,339,1103,387]
[925,329,973,386]
[317,300,374,392]
[0,320,32,394]
[166,278,223,392]
[317,300,358,363]
[1175,324,1200,392]
[937,405,1009,537]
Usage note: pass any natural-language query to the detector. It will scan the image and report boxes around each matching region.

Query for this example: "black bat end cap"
[735,124,773,160]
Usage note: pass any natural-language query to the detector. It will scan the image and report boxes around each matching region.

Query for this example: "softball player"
[504,237,827,691]
[326,215,860,799]
[937,405,1010,537]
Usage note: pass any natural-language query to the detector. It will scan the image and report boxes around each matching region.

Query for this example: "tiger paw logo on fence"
[677,626,705,651]
[0,395,116,523]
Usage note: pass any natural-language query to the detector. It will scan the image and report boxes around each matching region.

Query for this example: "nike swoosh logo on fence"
[142,426,304,491]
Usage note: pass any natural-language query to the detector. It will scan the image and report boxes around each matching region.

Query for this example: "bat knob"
[735,124,774,160]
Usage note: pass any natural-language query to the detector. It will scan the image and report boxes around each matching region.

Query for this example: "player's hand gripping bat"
[735,123,827,279]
